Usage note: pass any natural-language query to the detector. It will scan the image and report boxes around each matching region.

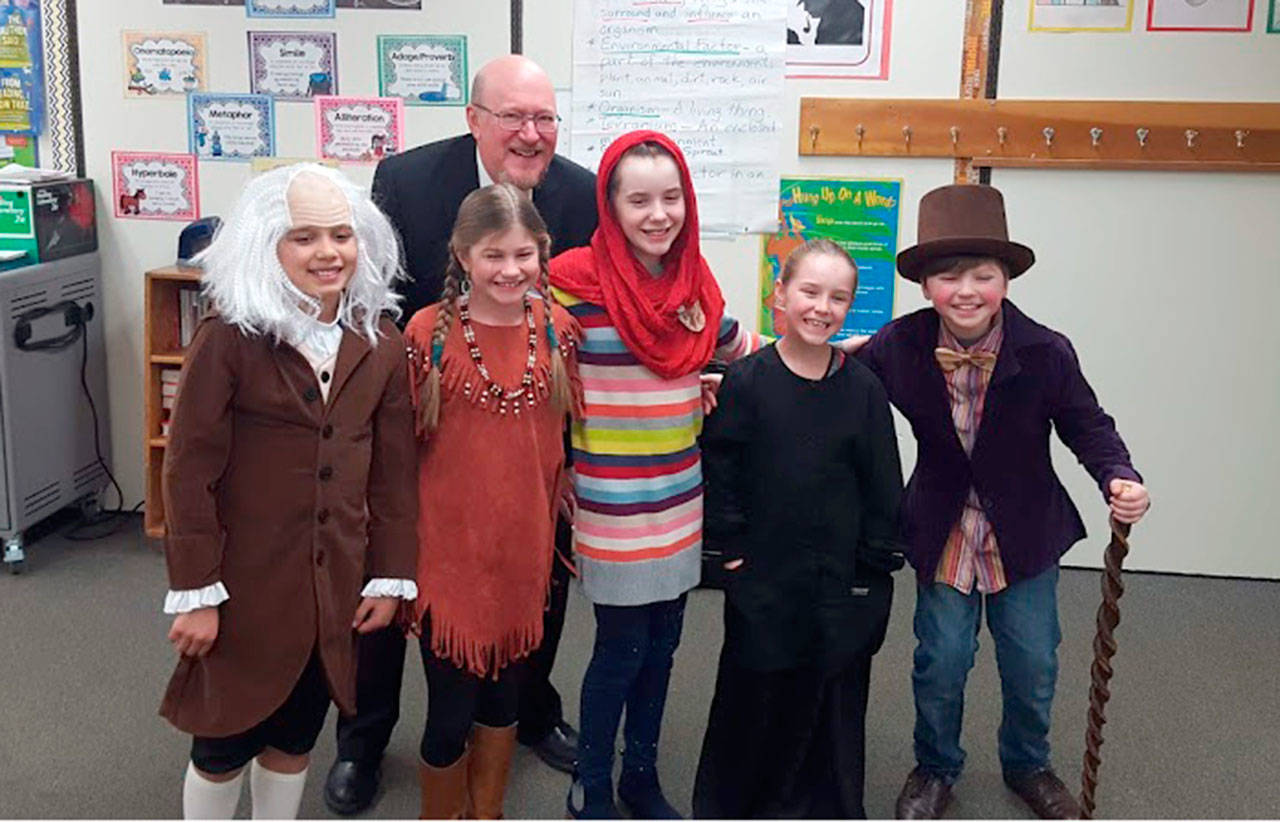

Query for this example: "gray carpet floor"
[0,516,1277,819]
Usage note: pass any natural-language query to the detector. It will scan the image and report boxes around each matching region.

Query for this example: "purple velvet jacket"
[857,300,1141,585]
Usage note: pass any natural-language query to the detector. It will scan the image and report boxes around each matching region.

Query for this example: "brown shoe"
[895,767,953,819]
[468,723,518,819]
[1004,769,1081,819]
[418,753,469,820]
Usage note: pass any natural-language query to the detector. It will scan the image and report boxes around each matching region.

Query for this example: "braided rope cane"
[1079,519,1133,819]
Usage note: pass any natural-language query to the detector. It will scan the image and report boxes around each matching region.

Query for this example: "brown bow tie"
[935,347,997,373]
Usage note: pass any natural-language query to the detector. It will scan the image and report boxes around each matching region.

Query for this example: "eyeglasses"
[472,103,560,135]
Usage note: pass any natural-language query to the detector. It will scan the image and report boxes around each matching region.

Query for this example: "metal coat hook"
[1235,129,1249,149]
[1043,127,1055,148]
[1136,128,1150,148]
[809,125,819,152]
[997,126,1008,147]
[1185,129,1199,149]
[902,125,912,150]
[949,126,960,147]
[1090,127,1103,148]
[855,123,865,151]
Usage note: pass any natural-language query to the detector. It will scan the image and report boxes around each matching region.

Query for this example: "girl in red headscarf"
[550,131,760,819]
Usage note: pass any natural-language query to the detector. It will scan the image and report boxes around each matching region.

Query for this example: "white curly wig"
[195,162,404,345]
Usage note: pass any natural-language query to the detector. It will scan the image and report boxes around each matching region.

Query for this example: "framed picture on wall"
[111,151,200,221]
[314,95,404,163]
[187,92,276,161]
[1147,0,1255,31]
[786,0,893,80]
[377,35,467,107]
[123,31,207,97]
[246,0,336,17]
[1030,0,1135,33]
[248,31,338,101]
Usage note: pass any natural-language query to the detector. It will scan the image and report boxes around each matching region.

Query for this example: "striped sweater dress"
[553,286,759,606]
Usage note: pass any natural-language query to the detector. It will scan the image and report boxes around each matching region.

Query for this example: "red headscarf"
[550,130,726,380]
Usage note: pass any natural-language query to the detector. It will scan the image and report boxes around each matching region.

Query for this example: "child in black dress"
[693,239,903,819]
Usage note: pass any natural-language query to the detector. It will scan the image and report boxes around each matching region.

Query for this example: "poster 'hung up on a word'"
[0,0,43,134]
[571,0,786,235]
[760,178,901,340]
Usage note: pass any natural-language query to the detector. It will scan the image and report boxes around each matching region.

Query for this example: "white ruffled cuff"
[163,582,230,614]
[361,578,418,600]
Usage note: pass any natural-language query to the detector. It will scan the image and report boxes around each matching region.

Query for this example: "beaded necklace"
[458,293,543,416]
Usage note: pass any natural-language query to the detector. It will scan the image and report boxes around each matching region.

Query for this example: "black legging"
[419,617,525,767]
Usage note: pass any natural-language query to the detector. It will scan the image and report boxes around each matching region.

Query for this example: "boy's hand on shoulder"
[700,372,723,415]
[1108,479,1151,525]
[836,335,871,355]
[352,596,399,634]
[168,607,219,658]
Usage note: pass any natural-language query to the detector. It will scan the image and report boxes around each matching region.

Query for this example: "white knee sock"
[183,761,245,820]
[249,759,308,820]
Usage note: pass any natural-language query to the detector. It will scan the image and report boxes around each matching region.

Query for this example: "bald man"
[323,55,597,816]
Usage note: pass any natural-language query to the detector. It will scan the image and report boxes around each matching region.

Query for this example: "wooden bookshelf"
[144,265,202,538]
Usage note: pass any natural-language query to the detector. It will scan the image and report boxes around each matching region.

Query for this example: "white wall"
[78,0,1279,577]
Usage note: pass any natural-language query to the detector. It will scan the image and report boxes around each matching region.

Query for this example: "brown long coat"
[159,315,417,738]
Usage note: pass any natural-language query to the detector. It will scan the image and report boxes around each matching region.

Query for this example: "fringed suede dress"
[403,298,580,762]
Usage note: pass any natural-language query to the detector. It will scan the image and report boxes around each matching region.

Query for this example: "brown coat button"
[316,550,325,567]
[322,424,334,439]
[318,465,334,481]
[303,387,319,402]
[317,508,330,524]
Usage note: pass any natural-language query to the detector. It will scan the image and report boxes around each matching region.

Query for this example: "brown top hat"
[896,184,1035,282]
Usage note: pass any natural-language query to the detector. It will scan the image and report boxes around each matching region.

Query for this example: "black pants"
[419,626,524,767]
[192,653,331,775]
[692,650,874,819]
[336,518,572,761]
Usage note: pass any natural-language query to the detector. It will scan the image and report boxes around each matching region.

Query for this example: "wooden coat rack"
[798,98,1280,172]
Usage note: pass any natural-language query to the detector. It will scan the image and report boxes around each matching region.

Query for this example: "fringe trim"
[422,604,546,680]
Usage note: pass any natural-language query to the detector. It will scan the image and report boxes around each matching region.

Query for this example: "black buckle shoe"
[527,720,578,774]
[323,759,381,816]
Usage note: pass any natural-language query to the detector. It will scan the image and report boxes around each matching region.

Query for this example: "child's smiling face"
[458,226,542,316]
[921,259,1008,341]
[276,224,357,322]
[776,252,856,347]
[610,153,686,274]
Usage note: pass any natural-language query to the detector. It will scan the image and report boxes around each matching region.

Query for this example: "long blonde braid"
[416,258,464,437]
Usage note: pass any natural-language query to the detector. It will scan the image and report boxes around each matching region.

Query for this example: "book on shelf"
[177,287,212,348]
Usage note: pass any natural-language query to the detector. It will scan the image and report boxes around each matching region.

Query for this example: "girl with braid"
[403,182,581,819]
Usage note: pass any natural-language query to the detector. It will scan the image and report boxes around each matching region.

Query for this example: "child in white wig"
[159,163,419,820]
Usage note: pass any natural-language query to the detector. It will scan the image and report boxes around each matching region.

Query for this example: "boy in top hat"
[855,184,1150,820]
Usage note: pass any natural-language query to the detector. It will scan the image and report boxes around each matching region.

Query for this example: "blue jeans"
[912,564,1061,782]
[577,595,687,790]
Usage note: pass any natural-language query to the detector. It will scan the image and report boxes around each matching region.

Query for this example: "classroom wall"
[77,1,1279,578]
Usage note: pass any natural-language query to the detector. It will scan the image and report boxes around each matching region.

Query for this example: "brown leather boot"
[895,767,953,820]
[467,723,518,819]
[1004,769,1081,819]
[418,753,470,820]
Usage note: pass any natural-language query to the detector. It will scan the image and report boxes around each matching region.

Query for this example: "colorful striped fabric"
[553,286,758,606]
[933,314,1009,595]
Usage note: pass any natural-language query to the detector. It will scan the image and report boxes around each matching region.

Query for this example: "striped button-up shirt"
[934,314,1008,594]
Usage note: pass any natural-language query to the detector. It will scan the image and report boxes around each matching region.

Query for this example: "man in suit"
[323,54,598,816]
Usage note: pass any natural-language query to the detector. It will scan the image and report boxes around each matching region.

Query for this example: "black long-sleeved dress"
[693,344,904,819]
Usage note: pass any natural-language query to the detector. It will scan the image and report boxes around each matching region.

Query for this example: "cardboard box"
[0,179,97,270]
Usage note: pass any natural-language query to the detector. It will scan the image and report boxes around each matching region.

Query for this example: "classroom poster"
[314,95,404,163]
[246,0,335,17]
[165,0,422,6]
[111,151,200,221]
[572,0,786,234]
[248,31,337,100]
[786,0,893,80]
[1029,0,1135,32]
[0,133,34,165]
[759,178,901,340]
[0,1,42,134]
[123,32,206,97]
[377,34,467,106]
[187,92,275,160]
[1148,0,1254,31]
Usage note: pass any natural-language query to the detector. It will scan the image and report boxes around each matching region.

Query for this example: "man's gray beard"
[496,165,550,192]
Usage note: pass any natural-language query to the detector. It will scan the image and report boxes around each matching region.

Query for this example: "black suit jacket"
[371,133,599,318]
